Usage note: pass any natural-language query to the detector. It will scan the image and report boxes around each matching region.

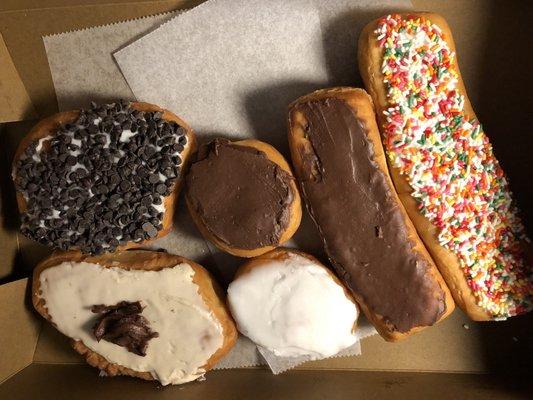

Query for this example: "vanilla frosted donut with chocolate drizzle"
[227,249,358,358]
[32,250,237,385]
[358,13,532,320]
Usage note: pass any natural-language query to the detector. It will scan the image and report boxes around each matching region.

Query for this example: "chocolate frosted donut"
[288,88,454,341]
[185,138,302,258]
[12,101,196,254]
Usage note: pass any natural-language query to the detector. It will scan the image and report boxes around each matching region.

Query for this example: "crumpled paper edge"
[112,0,222,50]
[213,336,265,370]
[257,315,377,374]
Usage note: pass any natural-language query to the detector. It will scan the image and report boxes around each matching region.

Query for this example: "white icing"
[153,201,165,214]
[227,253,358,359]
[32,135,53,161]
[69,162,86,172]
[119,129,138,143]
[102,132,110,149]
[36,135,52,152]
[38,261,224,385]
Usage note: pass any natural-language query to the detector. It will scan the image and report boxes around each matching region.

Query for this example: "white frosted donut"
[227,249,358,358]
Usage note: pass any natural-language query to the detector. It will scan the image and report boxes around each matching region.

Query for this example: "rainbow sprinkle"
[375,14,532,318]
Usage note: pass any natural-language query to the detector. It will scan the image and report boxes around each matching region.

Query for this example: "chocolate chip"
[141,222,158,238]
[146,143,157,155]
[40,198,52,208]
[137,205,148,215]
[122,120,132,131]
[26,182,38,193]
[120,180,131,192]
[155,184,167,195]
[172,156,182,166]
[141,195,153,207]
[171,143,184,153]
[134,229,145,241]
[148,174,160,184]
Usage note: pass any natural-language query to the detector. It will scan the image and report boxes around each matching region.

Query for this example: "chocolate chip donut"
[12,101,196,254]
[185,138,302,258]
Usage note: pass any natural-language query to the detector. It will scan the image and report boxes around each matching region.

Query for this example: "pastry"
[358,13,532,320]
[287,87,454,341]
[32,249,237,385]
[185,138,302,258]
[12,100,196,254]
[227,248,358,358]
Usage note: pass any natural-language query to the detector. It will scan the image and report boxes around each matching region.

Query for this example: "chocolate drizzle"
[186,139,293,249]
[91,301,158,356]
[292,97,446,333]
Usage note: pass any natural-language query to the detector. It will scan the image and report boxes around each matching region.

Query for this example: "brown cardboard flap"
[302,311,485,373]
[0,0,200,117]
[33,324,82,365]
[0,279,41,383]
[0,0,183,13]
[33,310,482,369]
[0,33,36,123]
[0,120,53,281]
[31,305,532,374]
[0,365,531,400]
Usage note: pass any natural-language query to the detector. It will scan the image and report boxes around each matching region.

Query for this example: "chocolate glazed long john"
[287,87,454,341]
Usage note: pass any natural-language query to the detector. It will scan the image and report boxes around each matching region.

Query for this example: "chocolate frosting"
[292,98,446,333]
[92,301,158,356]
[186,139,293,250]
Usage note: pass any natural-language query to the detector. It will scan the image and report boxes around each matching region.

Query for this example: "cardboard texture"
[0,279,40,383]
[1,366,531,400]
[0,0,532,398]
[0,33,36,123]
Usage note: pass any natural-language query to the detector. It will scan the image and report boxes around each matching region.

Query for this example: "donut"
[227,248,358,358]
[185,138,302,258]
[287,87,454,341]
[32,250,237,385]
[358,13,533,320]
[12,100,196,255]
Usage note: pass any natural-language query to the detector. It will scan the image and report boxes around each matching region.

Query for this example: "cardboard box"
[0,1,531,398]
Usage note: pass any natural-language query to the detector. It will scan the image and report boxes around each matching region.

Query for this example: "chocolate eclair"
[288,88,454,341]
[12,101,196,254]
[185,138,302,258]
